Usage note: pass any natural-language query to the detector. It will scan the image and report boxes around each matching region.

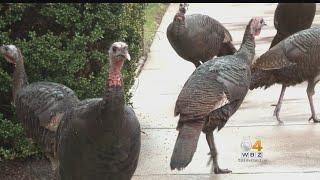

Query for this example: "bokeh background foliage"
[0,3,145,160]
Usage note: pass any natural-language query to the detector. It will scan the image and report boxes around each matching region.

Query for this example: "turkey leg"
[307,80,320,123]
[271,85,286,124]
[206,132,232,174]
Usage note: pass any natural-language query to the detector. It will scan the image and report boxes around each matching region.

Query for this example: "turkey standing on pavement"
[251,26,320,124]
[250,3,316,123]
[167,3,236,67]
[170,17,267,174]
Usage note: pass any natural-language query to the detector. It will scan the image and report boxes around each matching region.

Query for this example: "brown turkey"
[250,3,316,123]
[251,26,320,124]
[167,3,236,67]
[56,42,141,180]
[170,17,266,173]
[0,45,80,171]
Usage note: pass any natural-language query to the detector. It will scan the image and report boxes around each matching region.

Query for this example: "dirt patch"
[0,158,55,180]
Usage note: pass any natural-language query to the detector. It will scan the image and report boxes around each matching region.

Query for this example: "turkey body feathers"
[218,41,237,57]
[251,3,316,90]
[167,14,235,66]
[175,55,251,128]
[251,27,320,90]
[15,81,80,168]
[271,3,315,49]
[57,87,141,180]
[171,54,251,170]
[274,4,315,37]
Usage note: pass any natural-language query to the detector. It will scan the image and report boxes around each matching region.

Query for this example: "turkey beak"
[123,51,131,61]
[262,21,267,26]
[0,45,5,54]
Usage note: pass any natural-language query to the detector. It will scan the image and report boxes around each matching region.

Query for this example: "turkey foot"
[206,151,232,174]
[271,104,284,124]
[308,116,320,123]
[307,80,320,123]
[214,167,232,174]
[271,85,286,124]
[206,132,232,174]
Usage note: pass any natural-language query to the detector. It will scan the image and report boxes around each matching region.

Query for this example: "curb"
[134,56,147,77]
[134,3,171,78]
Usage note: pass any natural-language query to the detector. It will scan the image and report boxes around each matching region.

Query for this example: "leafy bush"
[0,3,145,160]
[0,113,42,160]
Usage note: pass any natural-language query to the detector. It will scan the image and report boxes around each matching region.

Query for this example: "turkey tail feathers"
[170,121,203,170]
[250,69,275,90]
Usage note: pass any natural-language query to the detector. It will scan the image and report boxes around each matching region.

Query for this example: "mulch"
[0,158,55,180]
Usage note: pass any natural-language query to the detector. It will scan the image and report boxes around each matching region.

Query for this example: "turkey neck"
[12,49,28,103]
[101,57,125,125]
[172,19,186,40]
[236,22,256,65]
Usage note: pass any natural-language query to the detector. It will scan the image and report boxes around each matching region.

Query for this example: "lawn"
[143,3,170,54]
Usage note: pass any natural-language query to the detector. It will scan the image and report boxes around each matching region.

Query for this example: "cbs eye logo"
[240,138,263,152]
[239,137,263,160]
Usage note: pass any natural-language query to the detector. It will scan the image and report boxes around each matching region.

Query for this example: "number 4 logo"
[252,139,263,151]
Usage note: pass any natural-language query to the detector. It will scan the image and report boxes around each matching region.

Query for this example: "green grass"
[143,3,169,54]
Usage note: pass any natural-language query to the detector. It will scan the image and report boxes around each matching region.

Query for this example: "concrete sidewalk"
[131,3,320,180]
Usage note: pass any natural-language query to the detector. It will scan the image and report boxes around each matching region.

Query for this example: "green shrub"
[0,113,42,160]
[0,3,145,160]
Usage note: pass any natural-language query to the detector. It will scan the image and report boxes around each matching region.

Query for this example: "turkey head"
[174,3,188,21]
[250,17,267,36]
[0,45,19,64]
[179,3,189,14]
[107,42,131,87]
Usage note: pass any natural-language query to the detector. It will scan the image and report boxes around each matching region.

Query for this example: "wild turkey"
[166,3,236,67]
[250,27,320,124]
[170,17,266,173]
[269,3,316,48]
[56,42,141,180]
[250,3,316,123]
[0,45,80,171]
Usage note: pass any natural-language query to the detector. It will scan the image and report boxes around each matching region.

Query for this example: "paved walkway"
[131,3,320,180]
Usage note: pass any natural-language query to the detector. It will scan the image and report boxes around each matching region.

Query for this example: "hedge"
[0,3,145,160]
